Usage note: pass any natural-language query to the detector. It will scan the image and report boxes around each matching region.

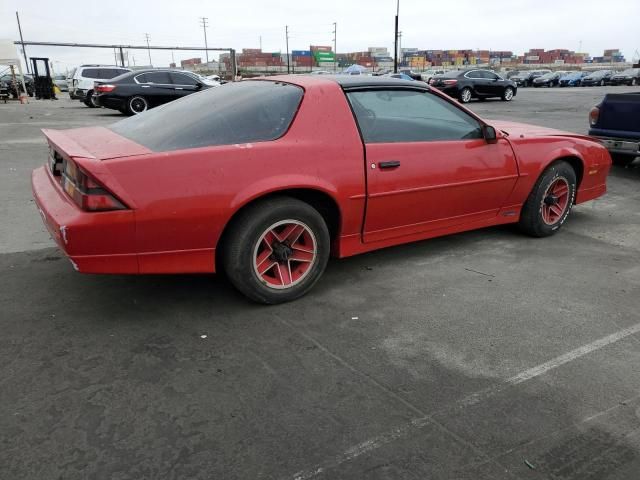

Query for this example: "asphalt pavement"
[1,86,639,480]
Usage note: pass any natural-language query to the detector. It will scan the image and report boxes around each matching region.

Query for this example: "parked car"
[32,75,610,303]
[533,71,568,87]
[505,70,521,79]
[609,68,640,86]
[429,69,517,103]
[399,69,422,80]
[559,71,588,87]
[421,69,445,83]
[589,92,640,165]
[581,70,615,87]
[511,70,551,87]
[69,65,131,106]
[53,74,68,92]
[93,69,218,115]
[385,73,415,81]
[0,74,34,97]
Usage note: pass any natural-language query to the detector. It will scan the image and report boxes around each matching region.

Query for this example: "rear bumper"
[590,136,640,157]
[31,166,139,273]
[95,95,125,110]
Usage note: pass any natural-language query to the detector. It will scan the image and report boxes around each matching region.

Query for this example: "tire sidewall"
[84,89,95,107]
[459,87,472,103]
[531,164,577,235]
[128,96,148,115]
[502,87,514,101]
[224,198,330,304]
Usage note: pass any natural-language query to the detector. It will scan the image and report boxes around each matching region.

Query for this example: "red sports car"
[32,75,611,303]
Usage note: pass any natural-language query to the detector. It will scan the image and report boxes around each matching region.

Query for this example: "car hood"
[490,120,597,143]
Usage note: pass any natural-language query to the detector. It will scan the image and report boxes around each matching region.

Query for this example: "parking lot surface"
[1,86,640,479]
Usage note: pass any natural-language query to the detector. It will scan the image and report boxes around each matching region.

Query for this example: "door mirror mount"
[483,125,498,144]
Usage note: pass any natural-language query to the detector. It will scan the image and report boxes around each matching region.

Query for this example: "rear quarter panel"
[103,80,365,271]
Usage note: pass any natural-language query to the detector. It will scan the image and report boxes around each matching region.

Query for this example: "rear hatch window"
[108,80,303,152]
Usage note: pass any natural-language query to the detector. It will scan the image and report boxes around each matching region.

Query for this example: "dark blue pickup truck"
[589,92,640,166]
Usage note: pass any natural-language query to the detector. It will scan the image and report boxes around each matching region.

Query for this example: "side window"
[170,73,199,86]
[482,71,499,80]
[466,70,482,79]
[81,68,100,78]
[145,72,172,84]
[347,89,483,143]
[134,73,147,83]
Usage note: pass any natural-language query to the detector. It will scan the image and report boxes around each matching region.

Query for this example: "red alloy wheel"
[253,220,317,289]
[541,177,570,225]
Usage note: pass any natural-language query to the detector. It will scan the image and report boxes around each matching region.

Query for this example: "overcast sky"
[1,0,638,73]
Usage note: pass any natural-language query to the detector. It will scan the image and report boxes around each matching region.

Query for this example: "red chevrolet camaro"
[32,75,611,303]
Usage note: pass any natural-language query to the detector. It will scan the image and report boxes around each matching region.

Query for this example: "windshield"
[109,80,304,152]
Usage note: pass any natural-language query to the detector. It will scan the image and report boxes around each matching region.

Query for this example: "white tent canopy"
[0,39,28,97]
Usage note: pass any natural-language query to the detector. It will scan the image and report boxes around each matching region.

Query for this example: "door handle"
[378,160,401,169]
[175,87,184,90]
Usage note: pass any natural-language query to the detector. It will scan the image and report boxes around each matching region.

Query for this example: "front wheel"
[519,161,577,237]
[502,87,514,101]
[127,96,149,115]
[222,197,330,304]
[459,87,472,103]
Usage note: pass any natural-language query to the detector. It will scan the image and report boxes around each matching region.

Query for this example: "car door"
[345,88,519,244]
[138,71,175,106]
[169,72,201,99]
[482,70,503,96]
[465,70,488,95]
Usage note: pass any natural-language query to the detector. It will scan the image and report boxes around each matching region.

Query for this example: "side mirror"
[195,81,203,89]
[483,125,498,144]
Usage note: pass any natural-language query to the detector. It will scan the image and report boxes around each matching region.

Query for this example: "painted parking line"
[288,322,640,480]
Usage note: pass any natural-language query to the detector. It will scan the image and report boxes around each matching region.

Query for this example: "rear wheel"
[600,79,605,86]
[611,154,636,167]
[632,78,638,86]
[519,161,577,237]
[502,86,514,101]
[83,89,96,107]
[222,197,330,304]
[127,96,148,115]
[459,87,472,103]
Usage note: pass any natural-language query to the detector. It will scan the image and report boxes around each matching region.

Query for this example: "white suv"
[69,65,131,107]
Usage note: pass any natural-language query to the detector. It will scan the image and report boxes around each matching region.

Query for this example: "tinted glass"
[109,81,303,152]
[145,72,172,84]
[483,71,499,80]
[134,73,148,83]
[466,71,483,79]
[99,69,123,79]
[442,70,461,78]
[347,89,482,143]
[81,68,100,78]
[171,72,199,86]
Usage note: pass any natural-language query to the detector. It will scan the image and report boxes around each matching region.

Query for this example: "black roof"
[302,74,428,89]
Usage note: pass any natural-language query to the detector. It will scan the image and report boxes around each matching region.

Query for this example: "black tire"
[127,96,148,115]
[632,78,638,86]
[519,161,577,237]
[459,87,472,103]
[600,80,605,86]
[611,154,636,167]
[222,196,330,304]
[502,86,514,101]
[84,90,96,107]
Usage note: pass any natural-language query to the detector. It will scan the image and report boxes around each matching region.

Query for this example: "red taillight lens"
[95,84,116,93]
[443,79,458,85]
[589,106,599,127]
[61,159,127,211]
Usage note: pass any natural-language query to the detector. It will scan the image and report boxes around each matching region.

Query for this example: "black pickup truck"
[589,93,640,166]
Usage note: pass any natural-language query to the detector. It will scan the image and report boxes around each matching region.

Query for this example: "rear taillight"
[443,79,458,85]
[95,84,116,93]
[589,106,599,127]
[61,159,127,211]
[428,78,435,85]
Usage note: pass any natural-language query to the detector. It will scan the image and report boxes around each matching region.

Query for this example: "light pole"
[144,33,152,67]
[200,17,210,64]
[393,0,399,73]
